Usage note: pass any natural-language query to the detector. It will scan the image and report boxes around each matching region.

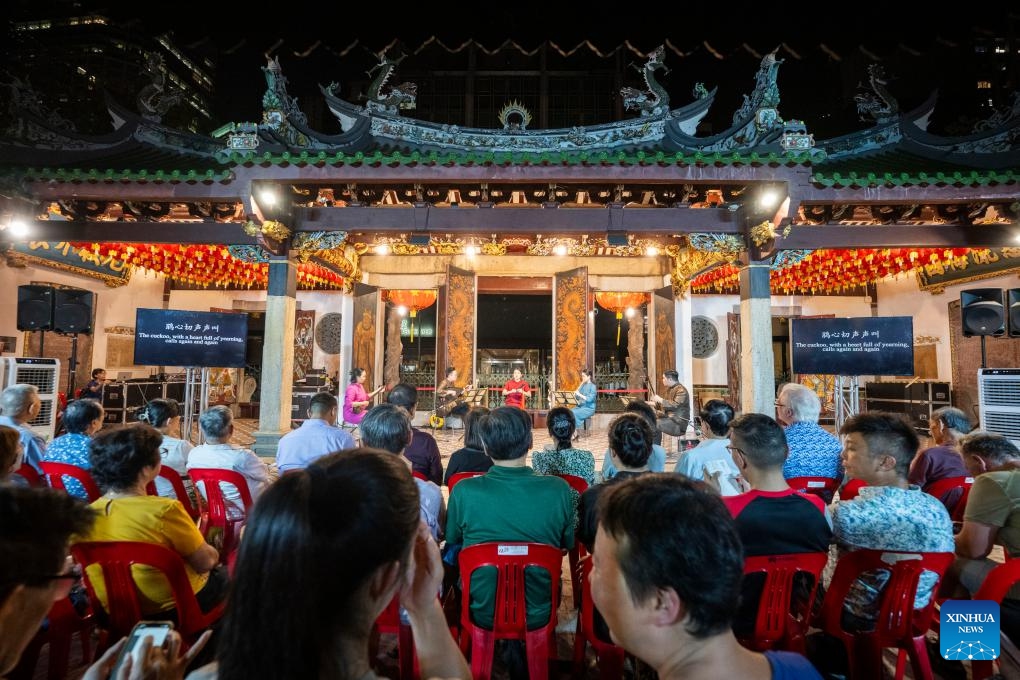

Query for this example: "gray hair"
[781,383,821,423]
[359,403,412,454]
[199,405,233,440]
[960,432,1020,465]
[0,384,39,419]
[932,406,972,435]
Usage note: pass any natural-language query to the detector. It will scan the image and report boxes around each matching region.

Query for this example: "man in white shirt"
[275,392,355,473]
[187,405,276,516]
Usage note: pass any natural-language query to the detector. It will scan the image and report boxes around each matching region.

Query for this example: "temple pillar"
[337,291,355,414]
[252,255,296,457]
[738,261,775,415]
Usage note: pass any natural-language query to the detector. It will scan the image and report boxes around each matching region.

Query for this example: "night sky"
[8,2,1019,135]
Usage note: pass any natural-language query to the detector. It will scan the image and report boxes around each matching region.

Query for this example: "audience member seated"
[0,384,47,473]
[187,449,471,680]
[721,413,832,636]
[943,434,1020,619]
[908,406,972,511]
[578,413,653,554]
[42,399,104,500]
[601,401,666,480]
[187,406,277,518]
[0,424,22,481]
[445,406,574,630]
[387,383,444,485]
[531,406,596,485]
[275,392,355,474]
[0,485,207,678]
[831,413,954,629]
[137,398,195,501]
[444,407,493,485]
[675,399,742,496]
[76,423,227,617]
[776,383,843,485]
[360,403,445,541]
[591,475,823,679]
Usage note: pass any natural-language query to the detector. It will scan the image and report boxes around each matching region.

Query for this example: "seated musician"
[436,367,470,421]
[647,369,691,446]
[502,368,531,410]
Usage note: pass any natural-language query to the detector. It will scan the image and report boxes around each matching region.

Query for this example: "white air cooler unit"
[978,368,1020,447]
[0,357,61,442]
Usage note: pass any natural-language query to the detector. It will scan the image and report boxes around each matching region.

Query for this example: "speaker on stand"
[961,288,1006,368]
[1009,288,1020,338]
[51,288,95,402]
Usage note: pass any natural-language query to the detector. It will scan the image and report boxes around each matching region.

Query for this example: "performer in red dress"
[501,368,531,410]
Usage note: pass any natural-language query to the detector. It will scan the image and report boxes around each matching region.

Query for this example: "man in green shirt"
[445,406,574,630]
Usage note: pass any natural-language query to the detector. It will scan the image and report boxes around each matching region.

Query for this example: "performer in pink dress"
[501,368,531,410]
[342,368,383,425]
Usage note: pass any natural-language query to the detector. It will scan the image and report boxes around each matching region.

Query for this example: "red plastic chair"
[839,478,867,501]
[817,549,954,680]
[7,597,95,680]
[554,473,590,605]
[738,552,828,654]
[70,541,224,652]
[447,470,487,492]
[571,557,625,679]
[39,461,102,501]
[371,594,416,680]
[145,467,203,521]
[786,476,841,504]
[923,476,973,521]
[966,559,1020,679]
[188,468,254,561]
[458,542,565,680]
[12,463,45,487]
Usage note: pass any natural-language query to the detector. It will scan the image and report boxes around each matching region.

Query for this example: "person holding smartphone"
[0,485,209,680]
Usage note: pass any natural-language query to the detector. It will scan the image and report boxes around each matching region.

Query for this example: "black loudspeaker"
[961,288,1005,337]
[17,285,54,331]
[1009,289,1020,338]
[52,289,95,334]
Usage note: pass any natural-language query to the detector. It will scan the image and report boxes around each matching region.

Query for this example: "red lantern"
[384,290,438,342]
[594,292,649,345]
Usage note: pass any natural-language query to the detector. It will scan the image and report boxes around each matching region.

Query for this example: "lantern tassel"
[410,309,416,343]
[616,312,623,346]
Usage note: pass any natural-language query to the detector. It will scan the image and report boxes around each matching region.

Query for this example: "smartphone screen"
[111,621,174,675]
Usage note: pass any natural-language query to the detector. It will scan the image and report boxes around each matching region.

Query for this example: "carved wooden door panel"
[442,266,477,388]
[352,283,380,391]
[554,267,589,392]
[727,312,741,412]
[652,286,675,383]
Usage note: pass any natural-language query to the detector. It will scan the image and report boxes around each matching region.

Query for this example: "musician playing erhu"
[647,369,691,446]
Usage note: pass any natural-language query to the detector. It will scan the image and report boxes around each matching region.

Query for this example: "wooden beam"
[295,205,746,234]
[19,220,257,245]
[780,223,1020,249]
[26,182,244,202]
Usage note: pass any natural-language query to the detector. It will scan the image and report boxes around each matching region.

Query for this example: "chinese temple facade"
[2,46,1018,453]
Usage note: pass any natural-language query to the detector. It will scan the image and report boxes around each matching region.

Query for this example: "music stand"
[552,390,578,407]
[461,388,488,408]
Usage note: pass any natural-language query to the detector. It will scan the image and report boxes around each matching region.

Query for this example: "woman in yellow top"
[76,423,227,615]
